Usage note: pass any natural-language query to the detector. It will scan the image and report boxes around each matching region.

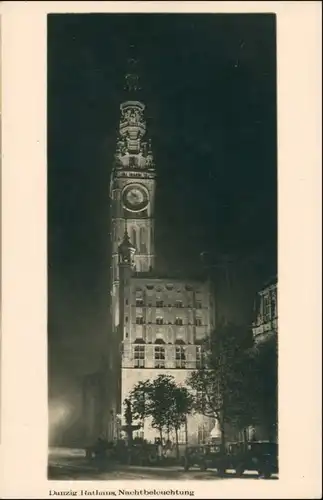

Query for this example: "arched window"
[131,228,137,249]
[196,346,204,369]
[140,227,147,253]
[147,326,153,343]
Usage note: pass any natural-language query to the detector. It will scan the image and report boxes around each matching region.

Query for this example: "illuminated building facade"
[252,276,278,344]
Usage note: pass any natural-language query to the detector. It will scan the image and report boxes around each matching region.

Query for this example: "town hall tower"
[108,57,216,444]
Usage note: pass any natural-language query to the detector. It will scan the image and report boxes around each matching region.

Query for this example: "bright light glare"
[49,400,72,442]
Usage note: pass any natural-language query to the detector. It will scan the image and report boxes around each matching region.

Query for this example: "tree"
[166,383,193,458]
[148,374,175,443]
[129,374,193,456]
[129,380,151,424]
[187,323,254,448]
[224,348,260,441]
[250,334,278,441]
[129,377,168,443]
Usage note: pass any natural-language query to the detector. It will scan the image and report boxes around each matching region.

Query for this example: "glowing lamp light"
[49,400,72,443]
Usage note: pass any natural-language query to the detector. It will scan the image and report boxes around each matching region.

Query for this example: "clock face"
[122,184,149,212]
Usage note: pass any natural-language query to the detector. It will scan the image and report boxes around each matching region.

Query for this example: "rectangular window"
[196,301,202,309]
[136,316,144,325]
[134,345,145,368]
[154,346,165,368]
[175,317,183,326]
[156,317,164,325]
[175,347,186,368]
[156,300,164,308]
[195,318,202,326]
[136,298,144,307]
[175,300,183,308]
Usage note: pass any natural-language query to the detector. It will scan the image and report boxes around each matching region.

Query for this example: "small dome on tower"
[118,228,136,265]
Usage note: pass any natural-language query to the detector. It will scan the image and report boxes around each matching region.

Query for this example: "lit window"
[132,228,137,249]
[175,317,183,326]
[195,318,202,326]
[196,346,203,369]
[136,298,144,307]
[175,346,186,368]
[136,316,144,325]
[134,346,145,368]
[154,346,165,368]
[156,300,164,308]
[156,317,164,325]
[140,227,147,253]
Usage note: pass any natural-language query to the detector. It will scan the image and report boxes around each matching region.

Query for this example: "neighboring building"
[252,275,278,344]
[108,61,216,444]
[250,275,278,443]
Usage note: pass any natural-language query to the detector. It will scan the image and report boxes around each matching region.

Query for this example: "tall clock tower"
[110,58,156,335]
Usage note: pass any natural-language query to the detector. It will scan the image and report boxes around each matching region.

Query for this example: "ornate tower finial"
[124,44,142,93]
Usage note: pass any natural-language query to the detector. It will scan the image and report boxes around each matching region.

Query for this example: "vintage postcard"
[0,1,321,499]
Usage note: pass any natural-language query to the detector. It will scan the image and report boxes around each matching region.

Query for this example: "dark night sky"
[48,14,277,412]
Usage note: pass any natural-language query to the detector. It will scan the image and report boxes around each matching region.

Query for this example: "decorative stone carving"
[122,107,144,127]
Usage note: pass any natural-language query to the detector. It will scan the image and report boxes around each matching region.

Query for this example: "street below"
[48,449,278,481]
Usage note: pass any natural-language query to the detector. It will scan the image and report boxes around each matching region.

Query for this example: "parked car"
[182,441,278,479]
[226,441,278,479]
[182,444,227,475]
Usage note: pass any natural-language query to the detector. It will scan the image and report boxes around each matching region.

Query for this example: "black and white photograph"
[0,3,321,498]
[47,13,279,481]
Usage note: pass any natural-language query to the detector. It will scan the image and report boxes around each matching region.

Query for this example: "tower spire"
[124,44,142,94]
